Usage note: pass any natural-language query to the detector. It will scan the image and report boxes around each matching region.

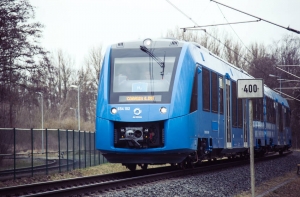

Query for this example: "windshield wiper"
[140,46,165,79]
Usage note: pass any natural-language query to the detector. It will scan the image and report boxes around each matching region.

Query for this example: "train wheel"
[141,163,148,170]
[179,161,187,170]
[127,164,137,171]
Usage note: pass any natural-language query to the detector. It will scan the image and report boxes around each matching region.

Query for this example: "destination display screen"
[119,95,162,102]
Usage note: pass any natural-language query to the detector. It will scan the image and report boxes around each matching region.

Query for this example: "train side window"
[268,97,271,122]
[286,109,290,127]
[202,68,210,111]
[283,107,286,129]
[253,99,257,121]
[273,101,276,124]
[232,81,237,127]
[190,68,198,112]
[211,72,218,113]
[219,76,223,114]
[270,100,273,123]
[278,104,283,132]
[269,98,272,123]
[259,98,263,121]
[237,98,242,127]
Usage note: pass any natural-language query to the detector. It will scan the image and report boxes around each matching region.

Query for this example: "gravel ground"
[98,152,300,197]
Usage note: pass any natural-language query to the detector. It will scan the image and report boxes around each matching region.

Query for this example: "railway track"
[0,151,292,197]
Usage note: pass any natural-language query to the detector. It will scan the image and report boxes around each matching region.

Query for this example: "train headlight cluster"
[160,107,167,114]
[111,107,117,114]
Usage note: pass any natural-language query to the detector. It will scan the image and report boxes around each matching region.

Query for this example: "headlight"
[143,38,152,46]
[111,107,117,114]
[160,107,167,114]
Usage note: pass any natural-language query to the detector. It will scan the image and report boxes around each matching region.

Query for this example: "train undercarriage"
[121,137,291,171]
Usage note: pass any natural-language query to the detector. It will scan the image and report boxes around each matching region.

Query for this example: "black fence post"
[98,142,100,165]
[93,132,96,166]
[13,128,16,180]
[46,128,48,175]
[84,131,86,168]
[89,131,91,167]
[79,130,81,169]
[58,129,61,173]
[31,128,33,177]
[73,129,75,170]
[66,129,69,171]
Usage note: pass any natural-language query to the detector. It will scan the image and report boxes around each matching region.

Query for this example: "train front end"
[96,39,197,165]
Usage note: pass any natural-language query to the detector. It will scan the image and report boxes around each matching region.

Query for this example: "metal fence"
[0,128,107,180]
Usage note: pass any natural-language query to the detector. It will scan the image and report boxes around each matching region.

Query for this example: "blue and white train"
[95,38,292,170]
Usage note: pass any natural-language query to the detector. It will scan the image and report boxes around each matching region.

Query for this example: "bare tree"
[0,0,48,127]
[54,50,74,101]
[86,46,103,87]
[222,35,246,69]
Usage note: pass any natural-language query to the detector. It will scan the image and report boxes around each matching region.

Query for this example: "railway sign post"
[237,79,264,197]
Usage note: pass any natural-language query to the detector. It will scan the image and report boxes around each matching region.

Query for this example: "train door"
[225,79,232,148]
[243,100,248,147]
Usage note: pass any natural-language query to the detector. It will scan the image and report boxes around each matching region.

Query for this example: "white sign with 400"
[237,79,264,99]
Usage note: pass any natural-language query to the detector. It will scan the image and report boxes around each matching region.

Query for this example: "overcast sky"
[29,0,300,69]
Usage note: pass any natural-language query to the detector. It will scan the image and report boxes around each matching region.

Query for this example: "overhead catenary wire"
[165,0,199,26]
[273,89,300,102]
[181,20,261,29]
[165,0,300,101]
[165,0,248,70]
[211,0,300,34]
[215,3,253,60]
[275,66,300,80]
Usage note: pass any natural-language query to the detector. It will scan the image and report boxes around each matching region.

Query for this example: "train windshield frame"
[109,47,182,104]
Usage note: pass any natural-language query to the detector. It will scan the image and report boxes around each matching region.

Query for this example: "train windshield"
[110,47,182,103]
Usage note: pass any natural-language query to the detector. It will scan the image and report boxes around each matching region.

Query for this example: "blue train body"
[96,38,291,169]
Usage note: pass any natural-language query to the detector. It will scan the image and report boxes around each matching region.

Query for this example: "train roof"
[109,38,289,107]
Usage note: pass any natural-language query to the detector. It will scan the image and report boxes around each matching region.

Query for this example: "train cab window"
[232,81,237,127]
[109,47,182,104]
[219,76,224,114]
[202,68,210,111]
[211,72,218,113]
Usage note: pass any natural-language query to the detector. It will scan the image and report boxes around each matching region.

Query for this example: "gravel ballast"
[100,152,300,197]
